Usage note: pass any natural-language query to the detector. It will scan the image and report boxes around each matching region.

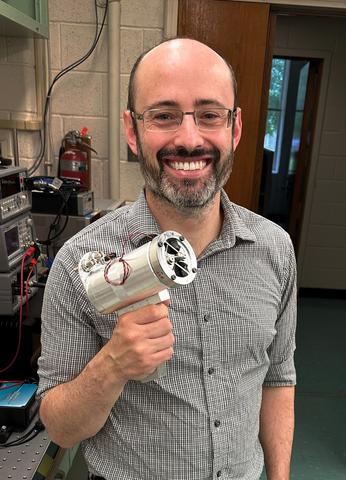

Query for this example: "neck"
[145,189,223,257]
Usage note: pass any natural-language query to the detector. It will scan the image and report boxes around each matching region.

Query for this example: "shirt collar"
[125,190,161,247]
[220,189,256,245]
[125,189,256,251]
[199,190,256,258]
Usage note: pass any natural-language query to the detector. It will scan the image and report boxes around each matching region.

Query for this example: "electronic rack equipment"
[0,166,31,223]
[0,167,37,316]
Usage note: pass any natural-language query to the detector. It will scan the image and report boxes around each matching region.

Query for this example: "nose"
[172,113,205,151]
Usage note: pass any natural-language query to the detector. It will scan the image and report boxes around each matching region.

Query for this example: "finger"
[140,317,172,339]
[145,331,175,353]
[134,348,174,381]
[151,345,174,363]
[119,302,169,325]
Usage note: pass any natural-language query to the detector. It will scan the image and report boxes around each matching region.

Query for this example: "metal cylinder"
[79,231,197,314]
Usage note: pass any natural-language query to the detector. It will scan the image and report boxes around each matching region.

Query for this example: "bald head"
[127,38,237,113]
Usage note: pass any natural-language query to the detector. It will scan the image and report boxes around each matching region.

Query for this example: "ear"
[123,110,138,156]
[232,107,242,151]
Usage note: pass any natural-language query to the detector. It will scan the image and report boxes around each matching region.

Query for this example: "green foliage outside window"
[266,58,286,136]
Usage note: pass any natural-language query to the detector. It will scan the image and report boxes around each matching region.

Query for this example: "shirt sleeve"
[264,235,297,387]
[37,244,102,397]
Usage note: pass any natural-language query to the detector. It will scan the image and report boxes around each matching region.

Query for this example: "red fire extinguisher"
[59,129,96,189]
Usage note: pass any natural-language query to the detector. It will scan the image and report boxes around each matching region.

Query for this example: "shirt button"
[208,367,215,375]
[203,314,210,322]
[214,420,221,428]
[217,471,222,477]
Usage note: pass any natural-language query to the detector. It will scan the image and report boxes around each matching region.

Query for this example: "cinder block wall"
[0,0,165,199]
[0,35,40,170]
[49,0,165,200]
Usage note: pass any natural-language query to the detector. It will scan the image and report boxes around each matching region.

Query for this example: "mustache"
[157,147,220,162]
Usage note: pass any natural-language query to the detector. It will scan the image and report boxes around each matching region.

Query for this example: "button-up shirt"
[38,189,296,480]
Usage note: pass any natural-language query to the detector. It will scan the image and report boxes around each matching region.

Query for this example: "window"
[264,58,309,175]
[264,58,288,173]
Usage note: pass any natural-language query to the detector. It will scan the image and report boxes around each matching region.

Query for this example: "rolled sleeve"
[264,237,297,387]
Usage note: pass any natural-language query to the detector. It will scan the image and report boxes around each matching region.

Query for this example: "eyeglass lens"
[143,108,232,131]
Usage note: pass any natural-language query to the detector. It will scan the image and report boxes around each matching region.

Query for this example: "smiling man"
[38,39,297,480]
[124,39,241,224]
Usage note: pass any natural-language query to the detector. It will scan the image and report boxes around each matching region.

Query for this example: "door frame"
[287,57,323,253]
[274,47,332,284]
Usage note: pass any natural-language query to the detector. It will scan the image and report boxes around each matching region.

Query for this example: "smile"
[168,160,207,171]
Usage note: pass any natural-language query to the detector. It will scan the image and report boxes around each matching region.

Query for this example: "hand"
[104,302,174,381]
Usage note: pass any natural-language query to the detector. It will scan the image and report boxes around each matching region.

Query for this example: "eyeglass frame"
[130,107,238,132]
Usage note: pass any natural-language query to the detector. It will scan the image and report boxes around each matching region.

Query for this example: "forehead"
[134,41,234,110]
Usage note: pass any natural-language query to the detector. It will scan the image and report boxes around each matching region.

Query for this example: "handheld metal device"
[78,231,197,381]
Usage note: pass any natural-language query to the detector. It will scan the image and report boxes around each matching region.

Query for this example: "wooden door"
[178,0,275,210]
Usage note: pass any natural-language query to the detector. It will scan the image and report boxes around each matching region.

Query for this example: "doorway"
[259,56,323,252]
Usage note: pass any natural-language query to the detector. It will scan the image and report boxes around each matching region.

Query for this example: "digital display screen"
[5,226,19,257]
[0,173,20,199]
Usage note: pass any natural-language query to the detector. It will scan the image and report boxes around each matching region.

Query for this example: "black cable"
[29,0,109,176]
[39,188,73,257]
[48,213,69,243]
[30,0,107,175]
[47,189,72,241]
[0,420,45,448]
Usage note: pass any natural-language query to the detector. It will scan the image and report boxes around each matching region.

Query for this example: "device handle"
[117,289,170,383]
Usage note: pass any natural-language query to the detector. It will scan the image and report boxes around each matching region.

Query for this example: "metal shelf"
[0,1,48,38]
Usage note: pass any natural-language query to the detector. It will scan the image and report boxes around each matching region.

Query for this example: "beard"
[135,136,234,215]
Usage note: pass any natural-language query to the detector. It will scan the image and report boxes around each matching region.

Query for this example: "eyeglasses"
[131,107,237,132]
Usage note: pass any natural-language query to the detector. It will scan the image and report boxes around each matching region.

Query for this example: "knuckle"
[153,303,168,317]
[133,343,145,357]
[118,311,133,323]
[165,347,174,359]
[124,330,137,344]
[160,317,172,332]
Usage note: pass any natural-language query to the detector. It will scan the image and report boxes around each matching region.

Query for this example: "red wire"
[103,232,155,287]
[0,381,24,391]
[0,248,34,374]
[104,257,131,286]
[25,264,35,317]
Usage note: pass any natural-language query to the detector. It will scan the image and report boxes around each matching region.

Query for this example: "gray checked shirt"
[38,189,297,480]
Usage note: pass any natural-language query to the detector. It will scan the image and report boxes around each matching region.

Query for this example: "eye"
[151,110,179,122]
[203,111,220,118]
[199,110,224,122]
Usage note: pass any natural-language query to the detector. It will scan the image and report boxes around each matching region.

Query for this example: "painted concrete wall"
[0,0,165,200]
[0,34,39,169]
[48,0,164,200]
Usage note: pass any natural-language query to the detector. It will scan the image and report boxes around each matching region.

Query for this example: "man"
[38,38,296,480]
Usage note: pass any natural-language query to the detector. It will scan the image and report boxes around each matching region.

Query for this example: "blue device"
[0,383,39,429]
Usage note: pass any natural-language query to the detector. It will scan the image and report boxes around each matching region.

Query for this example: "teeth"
[171,160,207,171]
